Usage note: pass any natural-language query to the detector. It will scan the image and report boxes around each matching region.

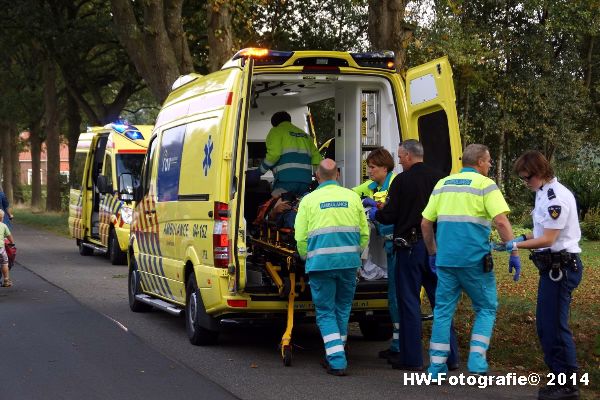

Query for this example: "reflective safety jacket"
[259,121,322,185]
[422,167,510,267]
[295,180,369,273]
[352,172,396,204]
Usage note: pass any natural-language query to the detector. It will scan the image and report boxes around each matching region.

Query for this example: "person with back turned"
[421,143,520,379]
[295,159,369,376]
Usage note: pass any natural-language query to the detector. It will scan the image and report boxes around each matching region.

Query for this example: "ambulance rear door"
[405,57,462,174]
[229,56,253,293]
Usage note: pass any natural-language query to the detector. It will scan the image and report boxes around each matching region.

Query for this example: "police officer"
[421,144,520,378]
[252,111,322,196]
[295,159,369,376]
[504,151,583,400]
[352,148,399,358]
[374,140,458,371]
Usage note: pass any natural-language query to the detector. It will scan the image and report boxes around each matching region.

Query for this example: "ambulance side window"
[418,110,452,176]
[71,153,87,190]
[157,125,186,202]
[142,137,158,196]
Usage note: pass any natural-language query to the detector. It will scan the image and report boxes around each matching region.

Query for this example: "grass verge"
[12,207,69,237]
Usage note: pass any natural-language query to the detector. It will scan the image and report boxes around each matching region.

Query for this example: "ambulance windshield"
[116,154,144,190]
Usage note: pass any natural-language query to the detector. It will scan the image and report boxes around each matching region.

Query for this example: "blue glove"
[428,254,437,274]
[367,207,377,221]
[509,255,521,281]
[362,198,377,208]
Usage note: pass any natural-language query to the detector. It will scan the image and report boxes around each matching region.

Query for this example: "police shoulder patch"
[547,188,556,200]
[548,205,561,220]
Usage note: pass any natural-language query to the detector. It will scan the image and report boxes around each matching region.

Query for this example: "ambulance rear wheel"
[108,228,127,265]
[359,320,392,341]
[186,275,219,345]
[79,240,93,256]
[128,258,152,312]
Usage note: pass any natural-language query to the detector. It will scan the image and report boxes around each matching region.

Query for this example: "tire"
[79,240,93,256]
[108,228,127,265]
[359,320,393,341]
[186,274,219,345]
[128,257,152,312]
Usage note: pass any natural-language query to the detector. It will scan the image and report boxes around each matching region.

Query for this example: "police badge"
[548,205,561,220]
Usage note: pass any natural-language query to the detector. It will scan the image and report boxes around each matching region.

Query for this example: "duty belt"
[393,228,422,249]
[529,249,579,282]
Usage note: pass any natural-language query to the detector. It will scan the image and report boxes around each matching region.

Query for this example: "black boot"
[538,383,579,400]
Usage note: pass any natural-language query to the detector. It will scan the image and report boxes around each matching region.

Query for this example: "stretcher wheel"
[282,345,292,367]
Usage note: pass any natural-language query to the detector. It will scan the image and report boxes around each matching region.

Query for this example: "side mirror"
[97,175,110,194]
[119,173,134,201]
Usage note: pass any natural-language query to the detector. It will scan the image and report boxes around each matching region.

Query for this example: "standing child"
[0,209,15,287]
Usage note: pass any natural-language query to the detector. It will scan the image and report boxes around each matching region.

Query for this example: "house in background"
[18,141,70,185]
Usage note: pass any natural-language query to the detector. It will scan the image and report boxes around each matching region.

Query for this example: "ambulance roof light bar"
[231,48,294,66]
[104,121,145,141]
[350,51,396,70]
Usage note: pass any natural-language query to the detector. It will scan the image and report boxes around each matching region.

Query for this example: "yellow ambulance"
[69,123,152,264]
[128,49,462,361]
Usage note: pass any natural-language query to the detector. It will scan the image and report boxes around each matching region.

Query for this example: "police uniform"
[295,180,369,371]
[259,121,322,195]
[376,162,458,369]
[422,167,509,377]
[529,178,583,378]
[353,172,400,353]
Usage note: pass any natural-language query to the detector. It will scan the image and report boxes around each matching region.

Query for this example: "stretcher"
[248,221,306,367]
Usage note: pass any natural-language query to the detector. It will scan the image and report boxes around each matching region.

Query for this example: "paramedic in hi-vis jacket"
[421,144,520,379]
[253,111,322,196]
[295,159,369,376]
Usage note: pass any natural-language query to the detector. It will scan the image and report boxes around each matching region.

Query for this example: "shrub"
[581,207,600,241]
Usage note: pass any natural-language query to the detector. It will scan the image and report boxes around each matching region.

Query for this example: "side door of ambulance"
[134,136,167,298]
[69,149,89,240]
[229,57,254,292]
[405,57,462,175]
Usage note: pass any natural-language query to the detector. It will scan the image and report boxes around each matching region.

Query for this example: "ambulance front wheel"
[186,275,219,346]
[128,258,152,312]
[108,228,127,265]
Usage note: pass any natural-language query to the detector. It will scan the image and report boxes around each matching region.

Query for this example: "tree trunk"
[10,126,21,203]
[0,124,14,203]
[66,93,81,187]
[368,0,413,72]
[43,60,62,212]
[584,35,594,90]
[110,0,190,103]
[207,0,234,73]
[30,130,43,211]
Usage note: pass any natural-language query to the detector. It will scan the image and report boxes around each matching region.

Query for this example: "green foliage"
[558,167,600,218]
[581,208,600,241]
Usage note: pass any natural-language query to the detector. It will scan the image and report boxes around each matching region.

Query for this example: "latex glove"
[362,198,377,208]
[509,255,521,281]
[428,254,437,274]
[367,207,377,221]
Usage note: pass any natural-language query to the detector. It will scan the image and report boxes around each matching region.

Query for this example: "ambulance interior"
[243,74,402,286]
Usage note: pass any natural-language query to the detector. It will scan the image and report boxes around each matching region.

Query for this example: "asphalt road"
[2,224,539,399]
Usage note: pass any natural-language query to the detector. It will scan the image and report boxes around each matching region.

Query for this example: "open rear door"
[229,57,254,292]
[405,57,462,175]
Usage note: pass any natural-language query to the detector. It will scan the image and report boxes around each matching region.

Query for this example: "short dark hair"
[271,111,291,127]
[513,150,554,181]
[366,147,395,172]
